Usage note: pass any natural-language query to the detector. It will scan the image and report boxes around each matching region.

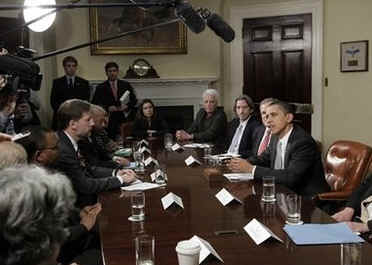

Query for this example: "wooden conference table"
[98,145,372,265]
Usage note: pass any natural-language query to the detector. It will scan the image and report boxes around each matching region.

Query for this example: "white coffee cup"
[175,240,201,265]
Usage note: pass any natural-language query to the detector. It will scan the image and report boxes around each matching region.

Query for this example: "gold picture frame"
[89,0,187,55]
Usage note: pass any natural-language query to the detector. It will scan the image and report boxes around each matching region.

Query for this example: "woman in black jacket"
[132,99,169,139]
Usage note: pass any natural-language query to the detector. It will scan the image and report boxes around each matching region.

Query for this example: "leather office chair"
[120,122,134,142]
[315,140,372,201]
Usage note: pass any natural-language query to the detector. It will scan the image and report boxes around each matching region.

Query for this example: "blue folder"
[283,223,365,245]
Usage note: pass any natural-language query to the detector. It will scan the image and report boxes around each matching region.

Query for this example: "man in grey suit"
[229,99,329,197]
[53,99,137,207]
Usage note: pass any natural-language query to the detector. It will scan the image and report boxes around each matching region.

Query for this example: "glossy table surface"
[98,146,372,265]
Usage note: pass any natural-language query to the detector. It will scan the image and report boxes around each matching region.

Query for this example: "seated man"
[78,104,129,169]
[228,99,329,197]
[332,174,372,233]
[252,98,275,156]
[53,99,137,207]
[0,141,27,169]
[226,95,260,158]
[176,89,227,145]
[0,165,76,265]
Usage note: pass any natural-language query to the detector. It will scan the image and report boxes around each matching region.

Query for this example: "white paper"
[183,143,211,149]
[171,143,184,151]
[121,182,165,191]
[120,90,130,105]
[161,192,184,209]
[12,131,31,141]
[190,235,224,264]
[138,139,149,146]
[244,218,283,245]
[185,156,201,166]
[139,146,151,154]
[144,157,159,167]
[223,173,253,182]
[215,188,242,206]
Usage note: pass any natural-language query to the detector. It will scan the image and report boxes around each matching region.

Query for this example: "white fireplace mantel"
[90,77,218,118]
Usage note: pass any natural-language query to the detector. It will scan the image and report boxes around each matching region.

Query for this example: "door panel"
[243,14,312,132]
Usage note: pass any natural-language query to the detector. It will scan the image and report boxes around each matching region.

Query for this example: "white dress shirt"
[228,117,250,154]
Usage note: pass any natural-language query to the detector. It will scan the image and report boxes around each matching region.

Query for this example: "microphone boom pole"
[32,18,181,61]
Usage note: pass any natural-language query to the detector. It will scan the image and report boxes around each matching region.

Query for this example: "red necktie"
[111,81,118,100]
[257,130,271,155]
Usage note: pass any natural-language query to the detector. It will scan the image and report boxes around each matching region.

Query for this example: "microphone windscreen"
[175,2,205,34]
[206,13,235,43]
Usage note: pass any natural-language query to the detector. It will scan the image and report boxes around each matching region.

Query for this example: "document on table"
[121,182,165,191]
[283,223,365,245]
[223,173,253,182]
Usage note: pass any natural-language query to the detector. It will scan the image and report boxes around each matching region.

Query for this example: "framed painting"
[340,40,369,72]
[89,0,187,55]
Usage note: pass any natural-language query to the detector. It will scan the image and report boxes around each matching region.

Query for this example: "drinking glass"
[285,194,303,225]
[261,176,276,202]
[135,235,155,265]
[164,133,173,150]
[134,151,145,173]
[128,192,145,222]
[155,164,167,184]
[341,243,362,265]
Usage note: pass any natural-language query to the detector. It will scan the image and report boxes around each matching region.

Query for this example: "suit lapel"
[284,126,296,168]
[58,131,78,159]
[270,136,279,168]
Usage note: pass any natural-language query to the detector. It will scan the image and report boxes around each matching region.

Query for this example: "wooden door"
[243,14,312,132]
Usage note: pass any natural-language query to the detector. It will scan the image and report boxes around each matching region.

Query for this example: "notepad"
[283,223,364,245]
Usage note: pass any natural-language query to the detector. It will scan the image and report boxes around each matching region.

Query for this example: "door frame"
[229,0,323,140]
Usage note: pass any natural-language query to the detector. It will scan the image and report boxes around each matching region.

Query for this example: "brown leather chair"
[316,140,372,201]
[120,122,134,142]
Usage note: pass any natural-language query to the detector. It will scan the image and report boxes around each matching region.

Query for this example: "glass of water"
[135,234,155,265]
[129,192,145,222]
[285,193,303,225]
[134,151,145,173]
[261,176,276,202]
[164,133,173,150]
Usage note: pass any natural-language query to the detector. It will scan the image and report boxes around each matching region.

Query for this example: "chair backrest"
[324,140,372,192]
[120,122,134,140]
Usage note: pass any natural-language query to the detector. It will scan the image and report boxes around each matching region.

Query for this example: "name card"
[139,146,151,155]
[161,192,184,209]
[121,182,165,191]
[244,218,283,245]
[150,169,168,182]
[185,155,201,166]
[138,139,149,147]
[12,131,31,141]
[190,235,224,264]
[144,157,159,167]
[171,143,184,152]
[215,188,243,206]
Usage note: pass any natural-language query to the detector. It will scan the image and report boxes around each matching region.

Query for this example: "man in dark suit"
[92,62,137,139]
[332,174,372,233]
[50,56,91,130]
[251,98,275,156]
[52,99,137,207]
[226,95,260,158]
[229,99,329,197]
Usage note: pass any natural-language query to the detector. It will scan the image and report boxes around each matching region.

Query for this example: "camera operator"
[0,84,16,135]
[14,87,41,132]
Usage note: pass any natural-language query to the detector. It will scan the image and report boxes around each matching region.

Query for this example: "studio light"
[23,0,56,32]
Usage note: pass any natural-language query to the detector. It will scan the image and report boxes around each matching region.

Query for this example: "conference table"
[98,144,372,265]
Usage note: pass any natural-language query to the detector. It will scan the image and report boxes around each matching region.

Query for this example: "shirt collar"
[278,125,293,148]
[63,130,78,152]
[239,116,251,127]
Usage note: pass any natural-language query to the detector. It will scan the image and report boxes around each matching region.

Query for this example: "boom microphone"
[199,8,235,43]
[175,0,205,34]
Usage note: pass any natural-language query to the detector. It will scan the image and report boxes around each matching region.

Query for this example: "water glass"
[128,192,145,222]
[341,243,362,265]
[134,151,145,173]
[164,133,173,150]
[286,194,302,225]
[155,164,167,184]
[204,146,213,164]
[261,176,276,202]
[135,235,155,265]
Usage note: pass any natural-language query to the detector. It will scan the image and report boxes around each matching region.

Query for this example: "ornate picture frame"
[340,40,369,72]
[89,0,187,55]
